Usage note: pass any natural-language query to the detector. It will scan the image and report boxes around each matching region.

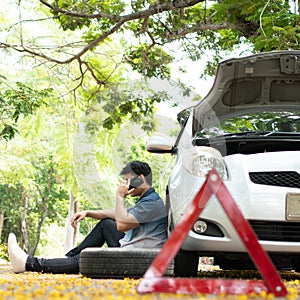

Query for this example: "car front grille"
[249,171,300,188]
[249,220,300,242]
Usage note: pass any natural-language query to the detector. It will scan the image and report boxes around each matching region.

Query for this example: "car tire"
[174,250,198,277]
[79,247,174,279]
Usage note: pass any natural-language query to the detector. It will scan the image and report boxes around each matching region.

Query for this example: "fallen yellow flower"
[1,264,300,299]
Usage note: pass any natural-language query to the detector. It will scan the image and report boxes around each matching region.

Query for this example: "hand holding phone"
[129,176,144,190]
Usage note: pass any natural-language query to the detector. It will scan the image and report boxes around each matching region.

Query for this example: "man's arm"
[71,209,115,227]
[86,209,115,220]
[115,183,139,232]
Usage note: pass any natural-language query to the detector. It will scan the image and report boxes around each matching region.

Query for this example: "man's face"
[122,173,144,196]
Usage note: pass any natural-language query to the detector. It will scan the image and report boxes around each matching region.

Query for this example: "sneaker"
[8,233,28,273]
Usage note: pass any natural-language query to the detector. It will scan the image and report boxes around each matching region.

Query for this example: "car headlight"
[183,146,228,180]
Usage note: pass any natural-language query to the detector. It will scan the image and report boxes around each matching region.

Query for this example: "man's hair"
[120,161,152,185]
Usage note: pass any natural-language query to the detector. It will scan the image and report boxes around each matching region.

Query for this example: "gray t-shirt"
[119,187,167,248]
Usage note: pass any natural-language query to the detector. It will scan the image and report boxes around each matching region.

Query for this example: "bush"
[0,243,9,261]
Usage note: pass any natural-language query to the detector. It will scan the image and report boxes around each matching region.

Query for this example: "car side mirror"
[146,136,175,154]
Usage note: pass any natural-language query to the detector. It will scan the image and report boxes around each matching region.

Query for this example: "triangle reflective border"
[137,169,287,297]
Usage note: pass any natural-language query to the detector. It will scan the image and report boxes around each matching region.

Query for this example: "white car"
[147,51,300,276]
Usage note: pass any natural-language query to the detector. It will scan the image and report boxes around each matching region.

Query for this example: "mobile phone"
[129,176,144,189]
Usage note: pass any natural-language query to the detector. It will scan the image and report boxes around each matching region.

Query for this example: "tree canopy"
[1,0,300,137]
[2,1,300,89]
[1,0,299,141]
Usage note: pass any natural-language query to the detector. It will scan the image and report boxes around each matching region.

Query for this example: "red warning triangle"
[137,169,287,296]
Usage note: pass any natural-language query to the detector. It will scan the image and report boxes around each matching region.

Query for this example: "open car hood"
[193,51,300,131]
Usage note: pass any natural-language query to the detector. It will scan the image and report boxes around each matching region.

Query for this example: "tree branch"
[0,1,208,86]
[39,0,204,21]
[171,22,235,37]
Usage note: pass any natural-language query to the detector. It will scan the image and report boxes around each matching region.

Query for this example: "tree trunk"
[20,194,30,251]
[73,198,79,245]
[64,190,79,253]
[298,0,300,25]
[31,196,48,255]
[0,208,4,242]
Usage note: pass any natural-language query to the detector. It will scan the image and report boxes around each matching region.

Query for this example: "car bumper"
[169,151,300,254]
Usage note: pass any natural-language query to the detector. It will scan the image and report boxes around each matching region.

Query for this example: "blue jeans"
[26,218,125,274]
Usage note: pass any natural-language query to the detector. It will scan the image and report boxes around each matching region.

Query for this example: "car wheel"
[174,250,198,277]
[79,247,174,278]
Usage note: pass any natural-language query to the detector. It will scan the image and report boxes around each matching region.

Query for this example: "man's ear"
[140,174,146,184]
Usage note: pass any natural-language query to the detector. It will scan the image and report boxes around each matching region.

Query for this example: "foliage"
[0,80,52,140]
[2,0,299,142]
[1,0,298,97]
[36,0,300,78]
[0,185,25,240]
[0,126,70,253]
[100,81,172,131]
[30,155,69,224]
[51,0,126,31]
[0,244,8,261]
[125,45,173,78]
[0,156,69,255]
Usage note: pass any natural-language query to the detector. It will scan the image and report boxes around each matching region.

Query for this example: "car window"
[194,111,300,139]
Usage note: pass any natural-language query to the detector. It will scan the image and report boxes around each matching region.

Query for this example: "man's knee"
[100,218,116,229]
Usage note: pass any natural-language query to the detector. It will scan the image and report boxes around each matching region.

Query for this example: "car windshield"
[194,111,300,139]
